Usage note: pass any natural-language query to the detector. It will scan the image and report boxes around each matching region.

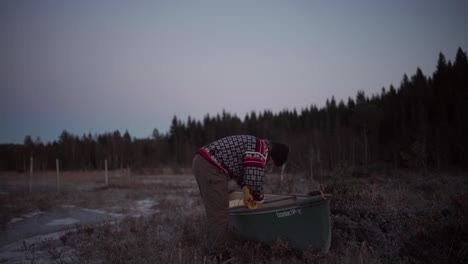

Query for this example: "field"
[0,169,467,263]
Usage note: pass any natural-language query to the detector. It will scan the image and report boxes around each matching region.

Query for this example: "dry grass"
[1,169,467,263]
[0,172,198,226]
[0,170,105,184]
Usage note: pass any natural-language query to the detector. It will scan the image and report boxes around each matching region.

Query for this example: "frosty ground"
[0,169,467,263]
[0,172,198,263]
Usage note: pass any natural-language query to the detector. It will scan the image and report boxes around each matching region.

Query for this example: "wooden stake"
[280,163,286,188]
[127,165,130,185]
[56,159,60,192]
[105,160,108,186]
[29,156,33,193]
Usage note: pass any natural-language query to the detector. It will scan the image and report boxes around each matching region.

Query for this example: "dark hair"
[270,142,289,167]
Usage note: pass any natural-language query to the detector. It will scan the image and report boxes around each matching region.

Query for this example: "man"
[192,135,289,255]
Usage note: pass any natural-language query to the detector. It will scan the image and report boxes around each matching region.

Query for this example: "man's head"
[270,142,289,167]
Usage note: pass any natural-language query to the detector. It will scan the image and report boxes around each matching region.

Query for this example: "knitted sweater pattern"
[197,135,268,200]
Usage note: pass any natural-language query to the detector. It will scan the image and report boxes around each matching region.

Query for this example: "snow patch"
[46,218,80,226]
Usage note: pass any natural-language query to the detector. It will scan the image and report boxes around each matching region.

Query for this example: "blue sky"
[1,0,467,144]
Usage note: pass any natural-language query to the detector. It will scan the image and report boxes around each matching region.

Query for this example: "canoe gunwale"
[229,193,329,215]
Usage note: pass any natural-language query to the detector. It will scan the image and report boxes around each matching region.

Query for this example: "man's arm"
[242,153,265,203]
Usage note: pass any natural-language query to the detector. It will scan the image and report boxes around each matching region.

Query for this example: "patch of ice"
[81,208,124,218]
[8,211,43,225]
[109,212,124,218]
[23,210,43,218]
[81,208,108,214]
[46,218,80,226]
[132,209,160,217]
[132,199,159,216]
[8,217,23,224]
[137,199,154,212]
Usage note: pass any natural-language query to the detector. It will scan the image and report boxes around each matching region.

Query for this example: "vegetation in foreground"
[2,169,466,263]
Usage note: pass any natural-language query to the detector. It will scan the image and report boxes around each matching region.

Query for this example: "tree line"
[1,48,467,173]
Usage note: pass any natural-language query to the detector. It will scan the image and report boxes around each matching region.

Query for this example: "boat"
[228,192,331,252]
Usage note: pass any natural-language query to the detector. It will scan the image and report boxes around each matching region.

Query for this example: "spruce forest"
[1,48,467,173]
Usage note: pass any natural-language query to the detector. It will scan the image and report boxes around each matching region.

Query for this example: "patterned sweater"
[197,135,268,202]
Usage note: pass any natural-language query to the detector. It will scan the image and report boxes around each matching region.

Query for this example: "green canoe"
[228,192,331,252]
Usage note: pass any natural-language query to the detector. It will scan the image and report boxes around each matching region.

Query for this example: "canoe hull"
[228,193,331,252]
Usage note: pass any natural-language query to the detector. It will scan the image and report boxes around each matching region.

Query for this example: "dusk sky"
[1,0,467,144]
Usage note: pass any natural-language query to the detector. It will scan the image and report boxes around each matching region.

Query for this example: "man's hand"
[242,186,260,209]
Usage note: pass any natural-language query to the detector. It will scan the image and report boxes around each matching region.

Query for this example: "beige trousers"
[192,154,229,253]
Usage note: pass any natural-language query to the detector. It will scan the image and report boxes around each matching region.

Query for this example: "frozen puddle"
[1,207,117,248]
[1,197,164,263]
[46,218,80,226]
[2,198,159,248]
